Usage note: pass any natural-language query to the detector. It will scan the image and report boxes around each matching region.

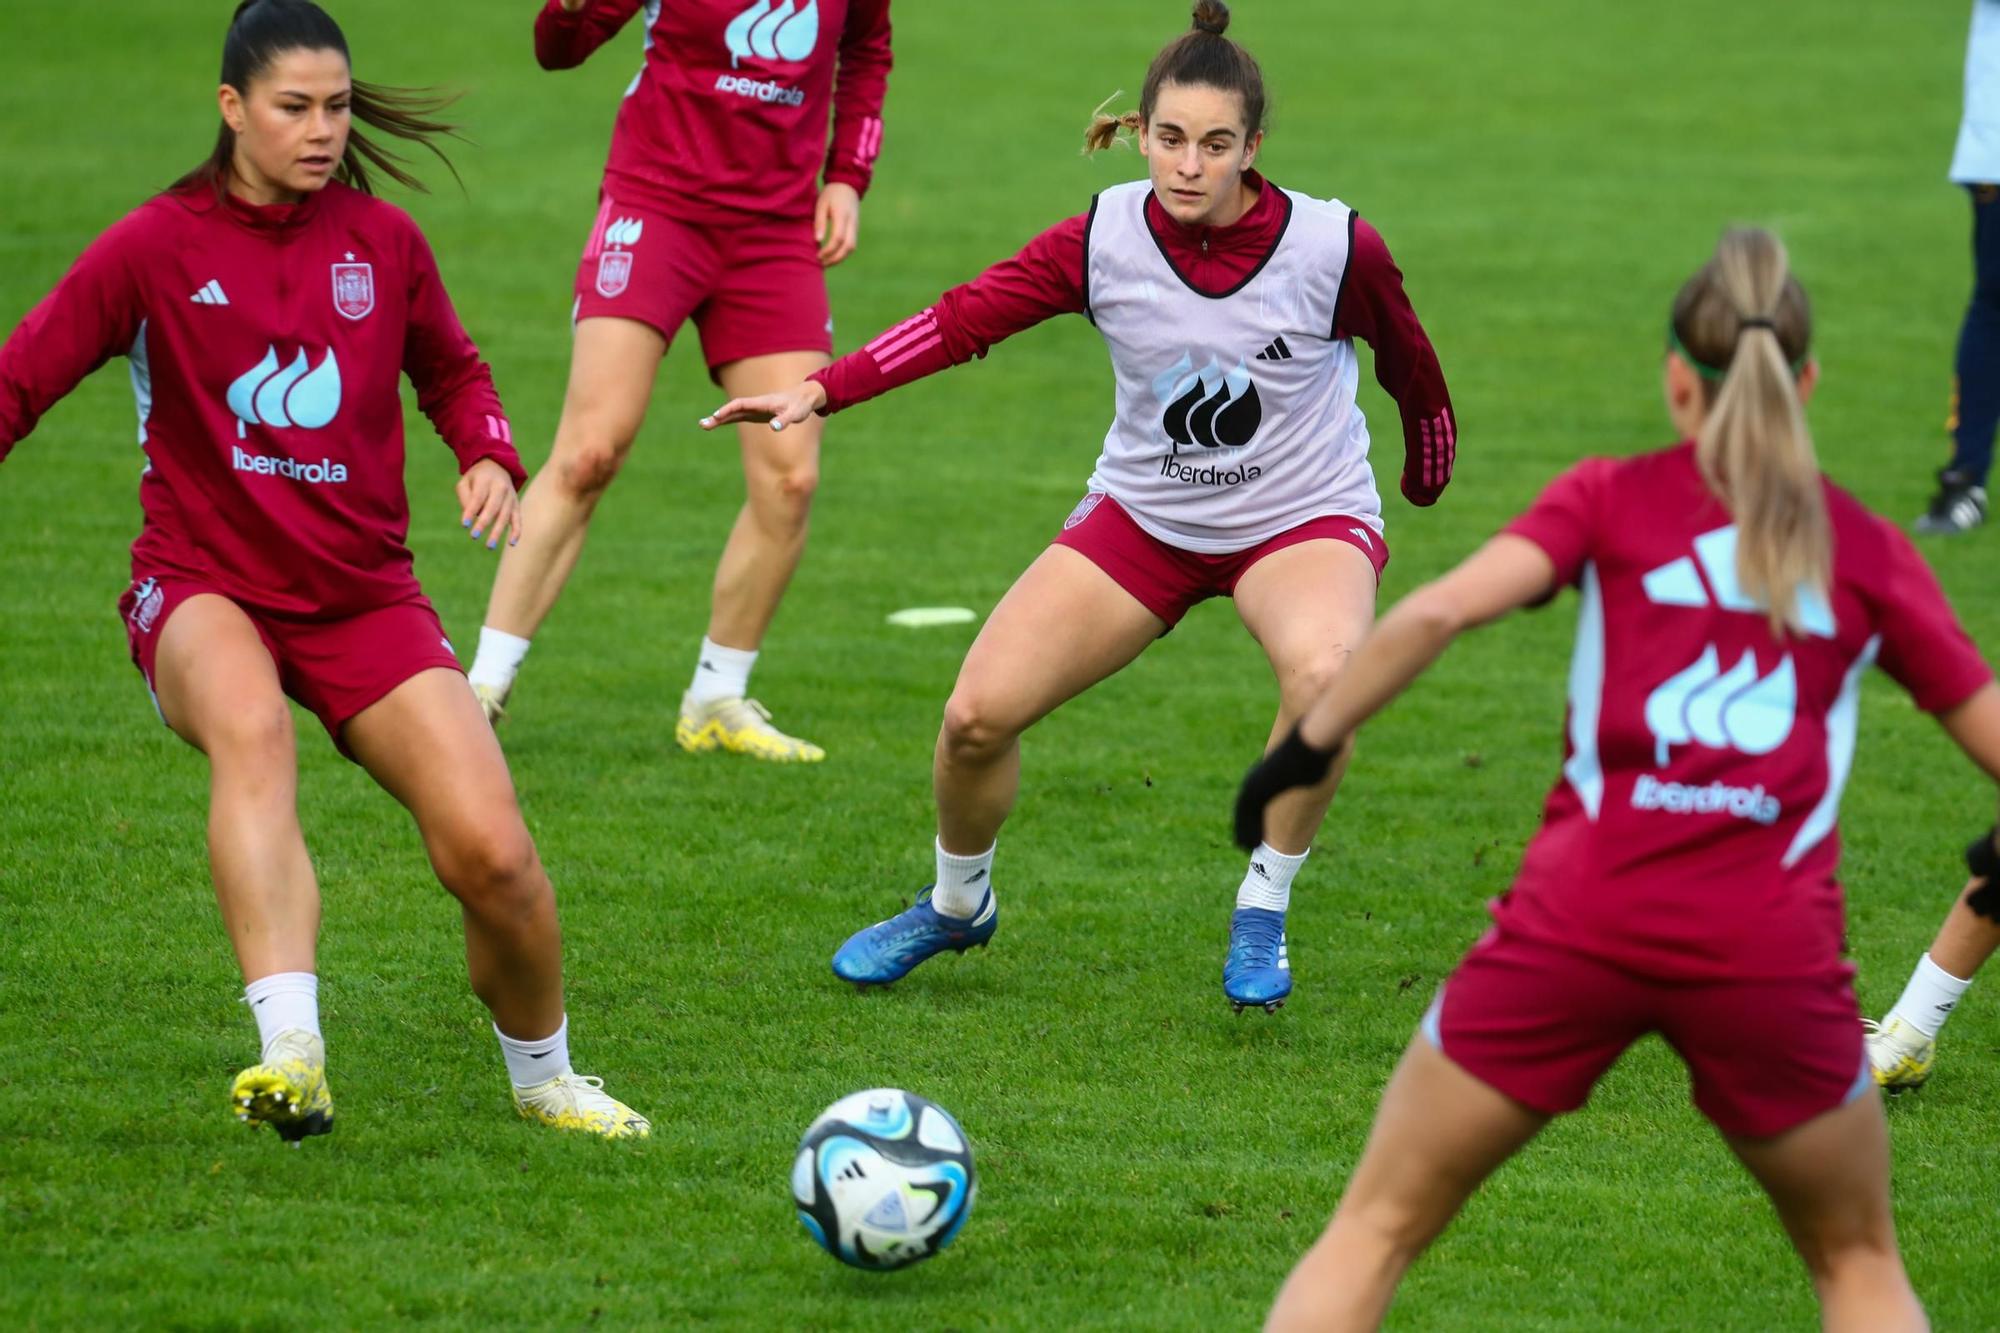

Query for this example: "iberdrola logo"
[724,0,819,67]
[1153,352,1263,452]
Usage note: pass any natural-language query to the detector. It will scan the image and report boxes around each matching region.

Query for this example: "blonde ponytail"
[1671,228,1826,637]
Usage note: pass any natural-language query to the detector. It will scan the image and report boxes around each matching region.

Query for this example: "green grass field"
[6,1,2000,1327]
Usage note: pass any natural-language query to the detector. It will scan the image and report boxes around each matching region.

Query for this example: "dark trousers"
[1951,183,2000,483]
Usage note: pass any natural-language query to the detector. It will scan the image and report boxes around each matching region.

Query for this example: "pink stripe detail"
[876,331,943,374]
[1420,418,1434,488]
[487,413,513,446]
[1444,409,1457,475]
[583,197,614,261]
[865,310,938,361]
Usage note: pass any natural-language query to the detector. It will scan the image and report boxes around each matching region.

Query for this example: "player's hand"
[1233,724,1344,851]
[701,380,829,433]
[457,458,521,550]
[815,182,860,267]
[558,0,589,12]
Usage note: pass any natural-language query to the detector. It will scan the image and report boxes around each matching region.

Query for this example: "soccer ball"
[792,1088,976,1270]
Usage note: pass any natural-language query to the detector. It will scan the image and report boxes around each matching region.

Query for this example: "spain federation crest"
[331,261,375,320]
[596,249,633,298]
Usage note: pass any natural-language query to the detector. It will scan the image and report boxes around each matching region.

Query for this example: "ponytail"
[1670,228,1826,637]
[173,0,462,198]
[1083,1,1266,155]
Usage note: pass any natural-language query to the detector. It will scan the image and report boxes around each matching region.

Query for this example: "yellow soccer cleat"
[513,1073,651,1140]
[675,693,825,763]
[472,681,509,725]
[230,1029,334,1144]
[1863,1016,1937,1093]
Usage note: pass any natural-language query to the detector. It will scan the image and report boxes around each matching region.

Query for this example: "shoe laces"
[1229,912,1285,964]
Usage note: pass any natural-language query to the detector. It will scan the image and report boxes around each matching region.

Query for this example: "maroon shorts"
[1051,492,1389,628]
[118,574,463,751]
[572,193,832,376]
[1423,927,1871,1139]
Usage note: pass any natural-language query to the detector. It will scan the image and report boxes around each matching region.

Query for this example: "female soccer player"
[703,2,1458,1007]
[465,0,893,764]
[0,0,647,1142]
[1238,228,1981,1331]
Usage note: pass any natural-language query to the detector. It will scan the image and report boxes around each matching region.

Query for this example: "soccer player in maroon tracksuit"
[705,2,1457,1006]
[466,0,892,763]
[0,0,647,1142]
[1238,229,1991,1330]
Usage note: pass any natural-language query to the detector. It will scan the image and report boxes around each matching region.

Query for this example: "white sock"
[932,839,995,919]
[1236,843,1308,913]
[1886,953,1973,1039]
[687,636,757,706]
[468,626,532,691]
[244,971,320,1058]
[496,1015,573,1089]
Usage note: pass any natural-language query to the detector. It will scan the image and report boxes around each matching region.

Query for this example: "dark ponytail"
[173,0,462,198]
[1086,1,1267,153]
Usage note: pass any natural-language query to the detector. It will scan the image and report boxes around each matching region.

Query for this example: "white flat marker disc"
[887,606,978,628]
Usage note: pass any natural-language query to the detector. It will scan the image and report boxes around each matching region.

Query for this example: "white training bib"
[1082,180,1379,554]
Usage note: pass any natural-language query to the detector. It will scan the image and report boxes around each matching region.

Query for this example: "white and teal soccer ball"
[792,1088,976,1270]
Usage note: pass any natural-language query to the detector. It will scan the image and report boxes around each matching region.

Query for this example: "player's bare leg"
[1867,878,2000,1090]
[831,546,1164,986]
[470,316,666,721]
[1265,1037,1548,1332]
[1726,1091,1927,1332]
[342,669,647,1138]
[935,545,1165,852]
[677,349,832,762]
[1223,539,1377,1011]
[153,595,329,1140]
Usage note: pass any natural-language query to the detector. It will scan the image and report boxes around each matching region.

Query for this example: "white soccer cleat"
[472,681,509,726]
[512,1072,651,1140]
[1863,1016,1937,1093]
[675,693,825,762]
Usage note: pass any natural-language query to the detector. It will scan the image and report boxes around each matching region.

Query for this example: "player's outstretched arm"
[1234,535,1556,850]
[701,379,829,434]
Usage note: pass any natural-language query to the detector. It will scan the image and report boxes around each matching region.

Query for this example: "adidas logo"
[1641,525,1835,638]
[1254,336,1292,362]
[604,217,644,248]
[189,280,229,306]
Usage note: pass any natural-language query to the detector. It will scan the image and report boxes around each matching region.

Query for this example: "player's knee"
[754,458,820,528]
[1791,1210,1899,1281]
[1284,648,1356,714]
[206,698,295,771]
[440,824,545,918]
[1340,1194,1443,1262]
[553,434,633,501]
[941,691,1017,762]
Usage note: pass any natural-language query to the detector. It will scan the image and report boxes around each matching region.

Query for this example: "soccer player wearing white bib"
[703,2,1458,1007]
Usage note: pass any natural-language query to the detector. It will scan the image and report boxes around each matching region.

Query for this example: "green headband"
[1667,321,1808,381]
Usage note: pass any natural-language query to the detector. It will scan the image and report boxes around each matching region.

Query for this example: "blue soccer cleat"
[832,886,997,987]
[1223,907,1291,1014]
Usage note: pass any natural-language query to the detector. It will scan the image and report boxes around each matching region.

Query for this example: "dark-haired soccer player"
[0,0,647,1141]
[704,1,1456,1009]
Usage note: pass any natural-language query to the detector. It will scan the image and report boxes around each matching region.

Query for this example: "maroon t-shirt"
[1499,442,1992,980]
[534,0,892,223]
[0,181,522,619]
